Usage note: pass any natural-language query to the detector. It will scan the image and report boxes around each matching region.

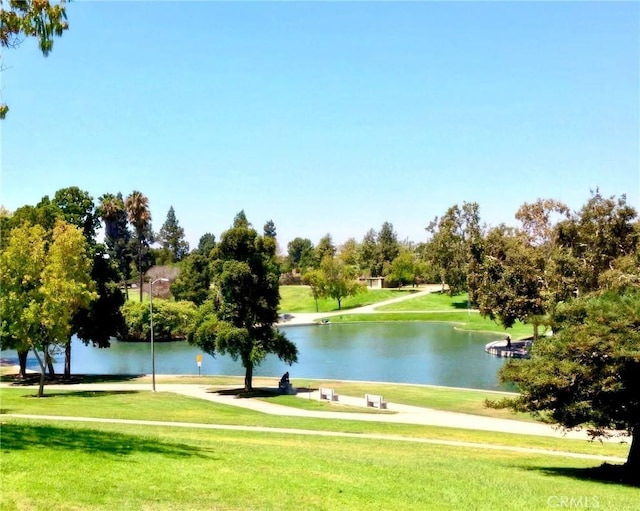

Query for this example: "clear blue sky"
[1,1,638,251]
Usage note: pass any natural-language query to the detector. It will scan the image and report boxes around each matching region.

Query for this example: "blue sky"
[1,1,638,251]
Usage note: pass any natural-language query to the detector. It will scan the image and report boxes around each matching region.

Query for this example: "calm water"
[2,322,510,390]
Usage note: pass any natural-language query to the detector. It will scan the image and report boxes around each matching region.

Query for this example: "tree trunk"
[626,424,640,480]
[17,349,28,379]
[337,298,342,310]
[64,339,71,379]
[244,364,253,392]
[32,348,46,398]
[46,346,55,378]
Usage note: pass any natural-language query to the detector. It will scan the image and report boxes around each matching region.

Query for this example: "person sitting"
[279,372,290,391]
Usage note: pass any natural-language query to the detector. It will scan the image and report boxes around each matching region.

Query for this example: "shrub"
[121,300,197,341]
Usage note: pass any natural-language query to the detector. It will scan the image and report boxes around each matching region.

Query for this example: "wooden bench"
[365,394,387,409]
[319,387,338,402]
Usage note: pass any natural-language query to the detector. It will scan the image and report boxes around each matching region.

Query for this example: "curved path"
[280,284,445,326]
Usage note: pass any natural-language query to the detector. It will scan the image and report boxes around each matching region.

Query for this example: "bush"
[121,300,197,341]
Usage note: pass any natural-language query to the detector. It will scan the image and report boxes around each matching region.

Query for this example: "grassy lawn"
[326,312,534,338]
[2,418,638,511]
[0,388,630,458]
[377,290,471,311]
[0,374,526,421]
[279,285,418,313]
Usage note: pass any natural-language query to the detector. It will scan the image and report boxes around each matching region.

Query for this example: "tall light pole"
[150,277,169,392]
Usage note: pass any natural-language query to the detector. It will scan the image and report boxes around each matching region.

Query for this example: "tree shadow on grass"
[212,386,319,399]
[524,463,639,488]
[2,374,145,385]
[30,390,141,399]
[214,387,279,399]
[1,422,211,460]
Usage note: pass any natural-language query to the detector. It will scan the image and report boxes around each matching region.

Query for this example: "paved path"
[279,284,444,326]
[2,381,629,445]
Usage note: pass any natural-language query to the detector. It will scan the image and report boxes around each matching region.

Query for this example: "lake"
[2,322,510,390]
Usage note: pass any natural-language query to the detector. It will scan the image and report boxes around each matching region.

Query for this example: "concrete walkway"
[2,381,629,445]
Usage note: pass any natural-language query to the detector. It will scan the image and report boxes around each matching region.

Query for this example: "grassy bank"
[0,374,522,420]
[326,312,534,338]
[0,387,629,458]
[1,387,637,510]
[279,285,418,313]
[2,417,637,511]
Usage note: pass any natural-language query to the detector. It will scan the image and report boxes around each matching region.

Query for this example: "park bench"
[365,394,387,409]
[319,387,338,402]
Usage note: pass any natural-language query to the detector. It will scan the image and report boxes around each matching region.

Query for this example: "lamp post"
[150,277,169,392]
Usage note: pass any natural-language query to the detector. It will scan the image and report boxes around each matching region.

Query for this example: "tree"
[52,186,100,241]
[287,237,315,272]
[425,205,471,295]
[125,191,152,302]
[476,225,547,337]
[170,252,211,305]
[315,233,336,262]
[196,232,216,256]
[71,249,126,367]
[302,268,326,312]
[157,206,189,263]
[52,186,124,377]
[358,228,378,277]
[555,191,638,294]
[263,219,277,238]
[189,213,297,391]
[1,0,69,118]
[499,290,640,479]
[0,220,96,396]
[387,249,418,288]
[376,222,400,277]
[98,192,133,299]
[319,255,364,310]
[338,238,359,267]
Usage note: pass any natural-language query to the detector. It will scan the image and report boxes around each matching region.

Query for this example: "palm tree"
[125,191,151,302]
[98,193,123,240]
[98,193,130,298]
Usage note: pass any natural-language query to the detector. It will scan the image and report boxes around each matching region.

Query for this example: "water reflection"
[2,322,510,390]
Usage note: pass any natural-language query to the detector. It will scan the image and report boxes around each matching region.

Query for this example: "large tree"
[125,191,152,302]
[189,213,297,391]
[98,192,133,299]
[499,289,640,479]
[157,205,189,263]
[0,220,95,396]
[319,255,364,311]
[376,221,400,277]
[476,224,547,338]
[170,252,211,305]
[287,237,315,272]
[425,205,469,295]
[1,0,69,118]
[555,191,638,294]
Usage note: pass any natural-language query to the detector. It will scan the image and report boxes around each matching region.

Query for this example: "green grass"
[282,379,533,421]
[1,389,637,510]
[377,290,471,311]
[326,312,534,338]
[2,417,638,511]
[279,285,418,313]
[0,374,525,421]
[0,388,630,458]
